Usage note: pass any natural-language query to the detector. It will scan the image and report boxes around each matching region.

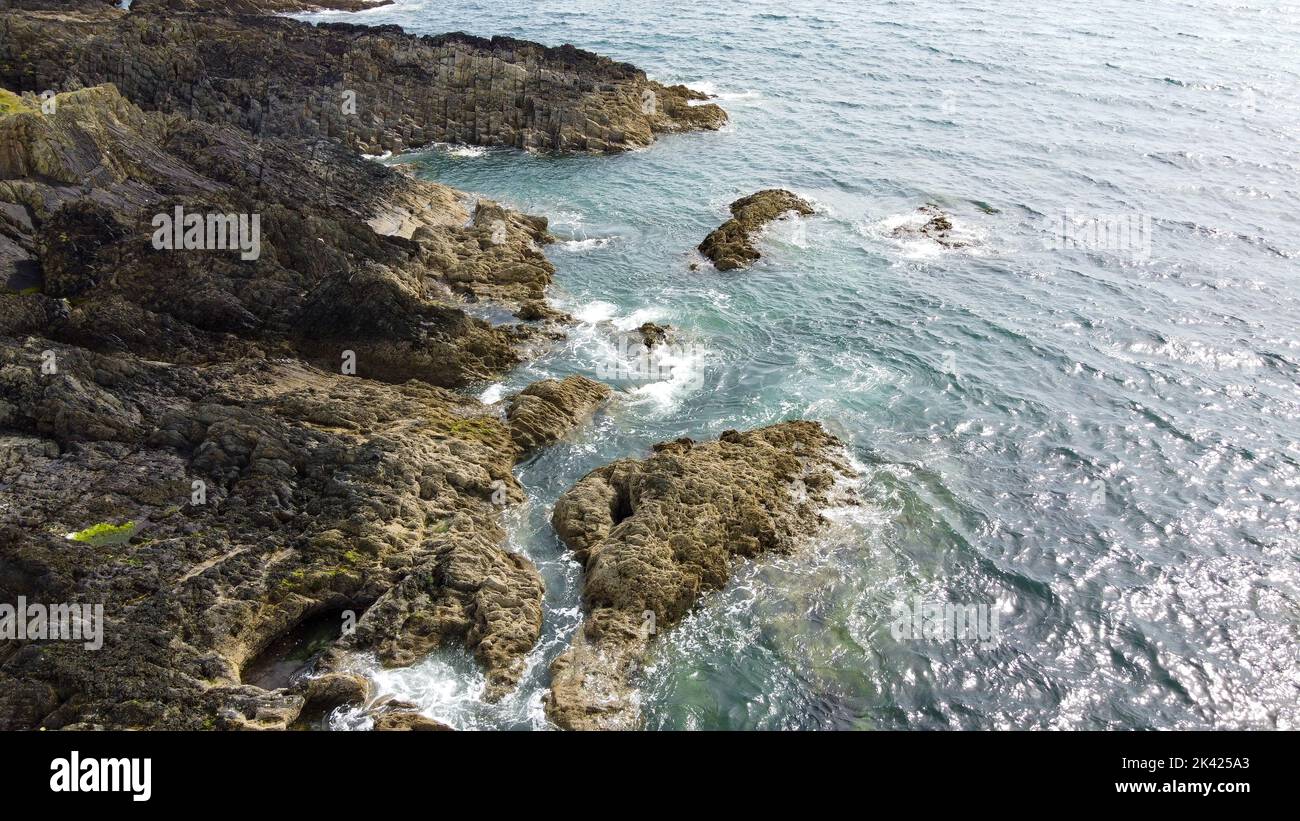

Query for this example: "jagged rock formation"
[545,422,855,730]
[0,349,540,729]
[0,86,558,729]
[328,517,545,701]
[0,0,732,730]
[0,85,551,386]
[506,375,612,456]
[637,322,669,348]
[698,189,814,271]
[0,6,727,155]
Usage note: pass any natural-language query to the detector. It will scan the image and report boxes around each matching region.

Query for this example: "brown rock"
[0,87,549,729]
[1,8,726,155]
[298,672,370,715]
[698,189,814,270]
[514,300,571,323]
[371,711,453,731]
[506,375,612,455]
[342,522,545,703]
[637,322,669,349]
[545,421,855,730]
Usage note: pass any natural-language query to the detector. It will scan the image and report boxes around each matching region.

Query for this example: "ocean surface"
[295,0,1300,730]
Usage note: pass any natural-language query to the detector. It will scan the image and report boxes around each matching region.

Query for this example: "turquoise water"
[300,0,1300,729]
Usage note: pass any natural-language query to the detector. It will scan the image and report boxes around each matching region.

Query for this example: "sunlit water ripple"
[296,0,1300,730]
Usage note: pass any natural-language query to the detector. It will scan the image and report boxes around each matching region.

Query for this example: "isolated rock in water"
[637,322,670,349]
[1,7,726,154]
[891,204,969,248]
[545,421,855,730]
[507,375,612,455]
[698,189,814,270]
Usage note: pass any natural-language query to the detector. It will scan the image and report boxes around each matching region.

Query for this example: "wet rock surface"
[546,421,855,730]
[0,6,726,155]
[0,85,560,729]
[506,375,612,456]
[890,204,969,248]
[636,321,669,348]
[0,1,730,730]
[698,189,814,271]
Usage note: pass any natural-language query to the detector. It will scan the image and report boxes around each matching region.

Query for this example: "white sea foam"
[684,80,764,105]
[612,307,666,331]
[572,300,617,325]
[862,209,988,259]
[558,236,615,252]
[428,142,488,158]
[479,383,506,404]
[328,653,484,731]
[623,340,708,411]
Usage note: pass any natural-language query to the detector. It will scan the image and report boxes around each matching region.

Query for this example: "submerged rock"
[506,375,612,456]
[890,204,969,248]
[698,189,814,271]
[637,322,670,349]
[545,421,855,730]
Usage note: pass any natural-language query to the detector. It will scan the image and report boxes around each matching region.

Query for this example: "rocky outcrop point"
[698,189,813,271]
[1,7,727,155]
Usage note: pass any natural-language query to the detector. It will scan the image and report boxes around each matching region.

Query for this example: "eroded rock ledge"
[0,86,557,729]
[698,189,814,271]
[545,421,855,730]
[506,375,612,457]
[0,5,727,154]
[0,85,551,387]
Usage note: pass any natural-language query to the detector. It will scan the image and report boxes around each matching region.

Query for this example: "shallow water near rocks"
[243,610,343,692]
[298,0,1300,730]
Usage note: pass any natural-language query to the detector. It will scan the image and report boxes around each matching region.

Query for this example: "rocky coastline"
[1,1,846,731]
